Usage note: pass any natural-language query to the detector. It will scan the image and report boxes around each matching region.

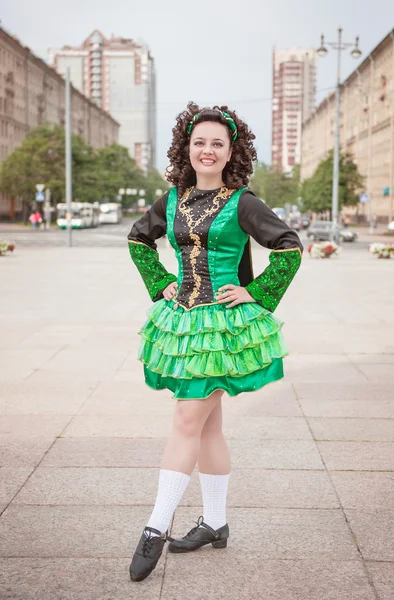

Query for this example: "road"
[0,220,386,252]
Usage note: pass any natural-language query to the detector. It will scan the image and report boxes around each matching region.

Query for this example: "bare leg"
[197,396,230,474]
[161,390,223,475]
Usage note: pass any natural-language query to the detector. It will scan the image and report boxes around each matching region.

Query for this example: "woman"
[127,103,303,582]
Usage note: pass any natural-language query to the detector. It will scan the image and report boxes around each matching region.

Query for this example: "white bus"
[56,202,100,229]
[99,203,122,224]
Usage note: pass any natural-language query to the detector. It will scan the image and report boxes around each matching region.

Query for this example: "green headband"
[187,109,238,141]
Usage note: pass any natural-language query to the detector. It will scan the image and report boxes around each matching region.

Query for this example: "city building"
[0,25,119,218]
[49,30,156,173]
[272,47,317,172]
[301,30,394,223]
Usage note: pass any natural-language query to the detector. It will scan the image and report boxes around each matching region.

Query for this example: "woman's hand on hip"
[163,282,178,301]
[216,284,257,308]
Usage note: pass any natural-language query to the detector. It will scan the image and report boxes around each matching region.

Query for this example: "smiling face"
[189,121,232,185]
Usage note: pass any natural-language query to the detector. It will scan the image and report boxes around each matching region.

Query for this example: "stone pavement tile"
[228,439,324,470]
[344,509,394,560]
[0,349,58,380]
[0,437,55,467]
[63,414,173,438]
[13,467,161,506]
[284,363,365,383]
[318,441,394,471]
[171,507,359,559]
[26,369,108,384]
[40,438,166,467]
[0,467,34,505]
[162,556,375,600]
[299,398,394,418]
[41,351,125,379]
[223,416,313,440]
[308,417,394,441]
[0,505,151,557]
[0,414,71,437]
[347,353,394,364]
[0,324,41,350]
[293,382,393,401]
[113,370,147,383]
[0,381,97,414]
[330,472,394,509]
[0,558,162,600]
[18,325,94,348]
[180,469,339,509]
[366,562,394,600]
[285,353,352,365]
[78,381,173,416]
[223,381,303,417]
[353,363,394,382]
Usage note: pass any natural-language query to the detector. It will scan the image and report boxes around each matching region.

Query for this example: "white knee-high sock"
[199,472,230,531]
[146,469,190,535]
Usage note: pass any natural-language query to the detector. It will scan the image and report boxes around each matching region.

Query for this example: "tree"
[0,124,66,219]
[143,169,169,206]
[95,144,143,206]
[250,162,301,208]
[301,151,365,215]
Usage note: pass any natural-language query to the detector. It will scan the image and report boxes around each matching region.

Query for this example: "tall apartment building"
[49,30,156,173]
[271,47,316,172]
[0,26,119,218]
[301,30,394,222]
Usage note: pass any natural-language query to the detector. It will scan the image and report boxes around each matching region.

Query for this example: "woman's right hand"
[163,282,178,301]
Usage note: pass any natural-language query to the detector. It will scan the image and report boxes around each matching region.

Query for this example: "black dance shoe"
[168,516,229,554]
[129,526,174,582]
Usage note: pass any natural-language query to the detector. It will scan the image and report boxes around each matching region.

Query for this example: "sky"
[2,0,393,172]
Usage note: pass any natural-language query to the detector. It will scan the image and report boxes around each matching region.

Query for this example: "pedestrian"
[29,210,42,229]
[127,103,303,582]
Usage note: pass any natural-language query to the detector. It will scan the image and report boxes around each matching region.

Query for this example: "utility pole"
[317,29,362,241]
[65,67,72,247]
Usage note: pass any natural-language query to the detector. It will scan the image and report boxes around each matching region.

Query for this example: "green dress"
[128,186,302,400]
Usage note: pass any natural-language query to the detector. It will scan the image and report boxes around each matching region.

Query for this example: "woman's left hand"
[215,284,257,308]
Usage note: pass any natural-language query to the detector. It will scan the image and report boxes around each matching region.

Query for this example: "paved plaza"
[0,226,393,599]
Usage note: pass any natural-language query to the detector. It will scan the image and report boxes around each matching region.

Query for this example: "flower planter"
[368,243,394,259]
[307,241,339,259]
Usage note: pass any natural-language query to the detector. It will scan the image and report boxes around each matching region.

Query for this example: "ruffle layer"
[138,299,288,380]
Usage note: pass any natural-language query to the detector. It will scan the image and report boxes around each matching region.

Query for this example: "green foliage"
[0,124,168,213]
[300,150,365,214]
[250,162,301,208]
[95,144,143,206]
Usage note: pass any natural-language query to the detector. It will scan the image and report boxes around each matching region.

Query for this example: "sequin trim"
[245,248,302,312]
[128,239,177,302]
[176,186,235,308]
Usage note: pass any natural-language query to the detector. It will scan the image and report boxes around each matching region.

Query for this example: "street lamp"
[317,28,362,240]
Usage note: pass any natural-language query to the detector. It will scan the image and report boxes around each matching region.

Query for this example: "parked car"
[339,229,358,242]
[300,216,311,229]
[307,221,357,243]
[307,221,337,241]
[289,218,302,231]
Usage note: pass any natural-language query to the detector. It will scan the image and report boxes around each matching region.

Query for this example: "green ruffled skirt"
[138,299,289,399]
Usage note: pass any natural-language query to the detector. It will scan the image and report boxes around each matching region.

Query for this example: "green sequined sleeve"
[128,241,177,302]
[245,248,302,312]
[127,191,177,302]
[238,191,303,312]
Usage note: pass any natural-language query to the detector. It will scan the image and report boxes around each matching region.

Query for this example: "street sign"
[35,192,45,202]
[36,184,45,192]
[359,194,368,204]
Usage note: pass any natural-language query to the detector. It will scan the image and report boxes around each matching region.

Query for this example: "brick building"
[301,30,394,223]
[0,26,119,218]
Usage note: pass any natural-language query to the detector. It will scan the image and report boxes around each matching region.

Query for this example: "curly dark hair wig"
[165,102,257,197]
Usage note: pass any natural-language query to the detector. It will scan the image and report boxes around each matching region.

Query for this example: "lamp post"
[317,28,362,241]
